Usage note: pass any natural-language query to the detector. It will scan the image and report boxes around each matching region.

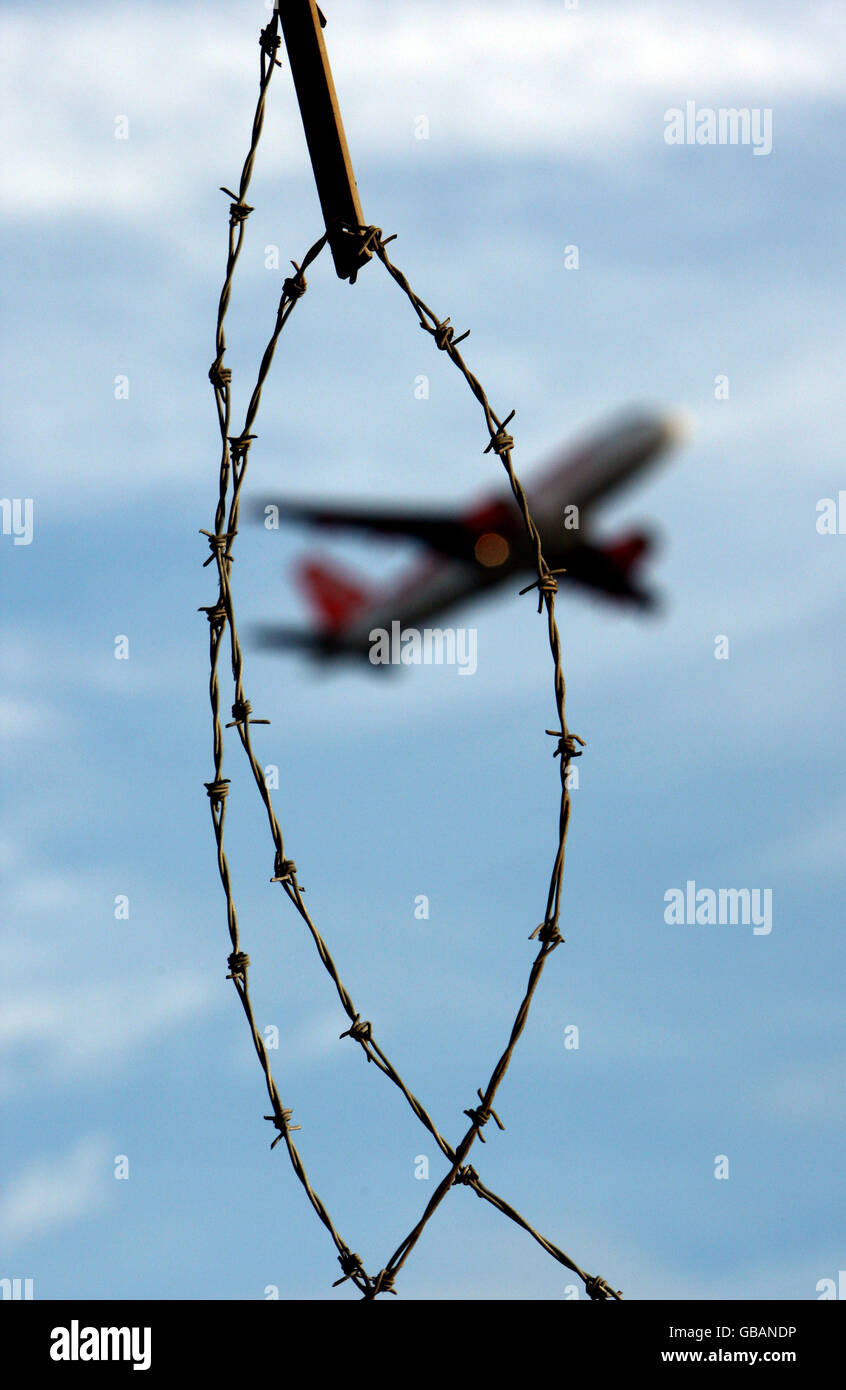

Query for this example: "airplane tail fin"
[598,530,652,575]
[296,557,371,632]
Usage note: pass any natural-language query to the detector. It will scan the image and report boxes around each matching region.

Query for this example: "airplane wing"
[253,625,376,662]
[255,498,518,561]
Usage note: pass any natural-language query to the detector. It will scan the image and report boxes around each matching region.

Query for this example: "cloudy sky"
[1,0,844,1301]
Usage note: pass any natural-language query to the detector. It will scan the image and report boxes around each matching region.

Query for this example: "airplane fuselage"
[331,411,680,650]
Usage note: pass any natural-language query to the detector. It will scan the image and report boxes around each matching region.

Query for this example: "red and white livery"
[255,408,687,663]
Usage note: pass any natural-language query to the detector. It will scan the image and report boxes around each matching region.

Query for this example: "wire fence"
[200,11,622,1302]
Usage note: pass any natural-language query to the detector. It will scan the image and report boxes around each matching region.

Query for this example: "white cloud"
[230,1005,347,1074]
[0,629,183,705]
[0,697,62,740]
[0,1135,111,1246]
[0,973,218,1092]
[1,1,843,221]
[757,1057,846,1124]
[777,801,846,876]
[400,1209,838,1300]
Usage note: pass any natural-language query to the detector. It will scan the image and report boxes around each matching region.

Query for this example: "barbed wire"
[200,11,622,1302]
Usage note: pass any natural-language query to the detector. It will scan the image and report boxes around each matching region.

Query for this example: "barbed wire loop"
[200,11,622,1304]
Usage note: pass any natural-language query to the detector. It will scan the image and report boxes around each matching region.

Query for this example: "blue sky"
[1,0,844,1300]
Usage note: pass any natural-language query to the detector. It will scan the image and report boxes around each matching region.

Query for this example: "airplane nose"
[662,409,693,448]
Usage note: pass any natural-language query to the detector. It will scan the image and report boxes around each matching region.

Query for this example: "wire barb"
[484,410,516,457]
[430,317,471,351]
[226,698,270,729]
[228,433,256,462]
[271,854,297,884]
[529,921,564,947]
[259,21,282,67]
[221,188,255,226]
[265,1108,302,1149]
[369,1269,397,1298]
[546,730,585,761]
[199,529,236,567]
[204,779,230,806]
[282,261,308,299]
[198,600,228,630]
[332,1250,365,1287]
[463,1088,505,1143]
[208,360,232,389]
[585,1274,621,1301]
[339,1014,374,1050]
[226,951,250,981]
[519,568,568,612]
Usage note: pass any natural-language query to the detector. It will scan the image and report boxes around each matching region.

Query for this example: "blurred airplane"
[253,408,686,664]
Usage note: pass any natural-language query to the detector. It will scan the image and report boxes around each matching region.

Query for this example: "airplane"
[252,408,687,665]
